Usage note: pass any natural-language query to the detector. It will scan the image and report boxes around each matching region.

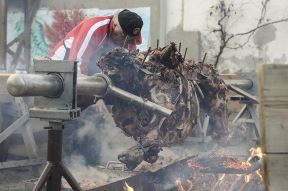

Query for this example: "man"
[50,9,143,75]
[50,9,143,165]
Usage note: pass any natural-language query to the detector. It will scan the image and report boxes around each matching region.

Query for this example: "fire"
[175,178,193,191]
[187,160,204,169]
[182,147,264,190]
[219,174,226,182]
[247,147,264,182]
[123,181,134,191]
[224,161,251,169]
[175,179,185,191]
[244,174,252,183]
[247,147,263,162]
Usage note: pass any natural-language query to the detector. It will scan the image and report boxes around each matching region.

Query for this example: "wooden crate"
[264,154,288,191]
[258,64,288,153]
[258,64,288,191]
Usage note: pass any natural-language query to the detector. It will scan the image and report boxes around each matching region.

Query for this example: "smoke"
[63,100,136,179]
[65,155,110,188]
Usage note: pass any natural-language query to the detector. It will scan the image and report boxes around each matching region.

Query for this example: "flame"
[187,160,204,169]
[256,170,263,181]
[175,178,193,191]
[175,178,185,191]
[123,181,134,191]
[187,179,193,191]
[247,147,263,162]
[219,174,226,182]
[184,147,264,190]
[247,147,264,181]
[224,161,251,169]
[244,174,252,183]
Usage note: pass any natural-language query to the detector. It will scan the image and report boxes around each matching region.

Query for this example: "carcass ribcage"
[97,43,229,168]
[98,46,199,146]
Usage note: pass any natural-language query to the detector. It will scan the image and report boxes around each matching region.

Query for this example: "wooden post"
[0,0,7,70]
[24,0,32,71]
[258,64,288,191]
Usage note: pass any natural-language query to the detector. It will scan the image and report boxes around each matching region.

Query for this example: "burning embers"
[176,147,264,191]
[176,178,193,191]
[97,42,229,169]
[123,181,134,191]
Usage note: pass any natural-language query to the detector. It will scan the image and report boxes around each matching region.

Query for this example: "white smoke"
[63,100,136,182]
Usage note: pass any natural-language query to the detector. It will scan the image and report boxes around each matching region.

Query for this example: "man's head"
[110,9,143,47]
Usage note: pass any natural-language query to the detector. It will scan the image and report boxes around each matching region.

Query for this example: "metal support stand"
[33,121,82,191]
[232,102,260,145]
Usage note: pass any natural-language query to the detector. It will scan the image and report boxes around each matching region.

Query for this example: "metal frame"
[230,93,260,145]
[33,121,82,191]
[0,97,42,170]
[30,59,80,120]
[27,60,82,191]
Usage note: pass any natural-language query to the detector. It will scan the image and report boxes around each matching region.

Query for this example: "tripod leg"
[61,164,83,191]
[33,162,53,191]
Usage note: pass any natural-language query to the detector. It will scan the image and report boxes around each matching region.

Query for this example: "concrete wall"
[180,0,288,72]
[160,0,201,61]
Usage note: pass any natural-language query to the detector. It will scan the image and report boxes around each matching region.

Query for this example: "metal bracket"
[30,59,80,120]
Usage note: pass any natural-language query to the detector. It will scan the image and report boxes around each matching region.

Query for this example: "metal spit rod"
[224,79,253,90]
[7,73,172,117]
[6,74,63,97]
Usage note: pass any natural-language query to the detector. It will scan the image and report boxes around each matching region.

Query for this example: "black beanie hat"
[118,9,143,37]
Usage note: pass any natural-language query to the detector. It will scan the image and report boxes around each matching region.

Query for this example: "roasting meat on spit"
[96,42,229,169]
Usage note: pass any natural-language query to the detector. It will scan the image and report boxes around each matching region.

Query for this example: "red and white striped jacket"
[49,16,137,75]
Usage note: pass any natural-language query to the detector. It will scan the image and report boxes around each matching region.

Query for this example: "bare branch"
[211,0,288,67]
[233,18,288,37]
[226,0,270,49]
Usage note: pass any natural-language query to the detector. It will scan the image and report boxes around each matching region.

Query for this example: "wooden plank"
[258,64,288,153]
[263,107,288,153]
[264,154,288,191]
[0,158,43,170]
[7,32,24,48]
[0,0,7,69]
[24,0,41,71]
[24,0,32,71]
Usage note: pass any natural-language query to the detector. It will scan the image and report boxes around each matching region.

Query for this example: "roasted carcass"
[97,43,228,169]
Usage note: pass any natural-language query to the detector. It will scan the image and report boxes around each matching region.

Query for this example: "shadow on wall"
[166,23,201,61]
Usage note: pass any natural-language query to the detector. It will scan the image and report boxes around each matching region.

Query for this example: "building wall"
[180,0,288,72]
[165,0,201,61]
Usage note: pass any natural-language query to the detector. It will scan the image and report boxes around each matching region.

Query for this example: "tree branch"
[226,0,270,50]
[233,18,288,37]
